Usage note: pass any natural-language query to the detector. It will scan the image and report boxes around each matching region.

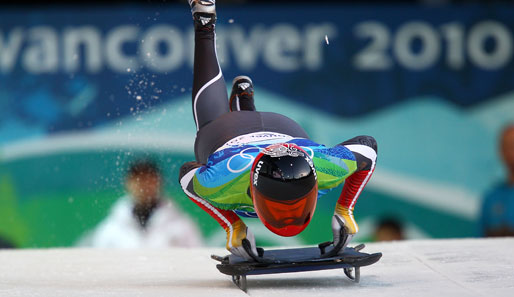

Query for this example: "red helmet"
[250,143,318,237]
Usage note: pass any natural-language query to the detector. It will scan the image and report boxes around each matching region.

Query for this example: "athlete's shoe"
[189,0,216,30]
[189,0,216,16]
[230,76,256,112]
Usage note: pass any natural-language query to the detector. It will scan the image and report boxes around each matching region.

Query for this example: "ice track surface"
[1,238,513,297]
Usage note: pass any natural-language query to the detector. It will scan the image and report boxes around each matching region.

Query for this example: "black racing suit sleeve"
[179,161,204,182]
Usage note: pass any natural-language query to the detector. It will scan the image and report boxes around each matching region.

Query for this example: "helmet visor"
[253,184,318,237]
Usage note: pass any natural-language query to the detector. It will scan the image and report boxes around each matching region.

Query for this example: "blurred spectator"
[0,236,16,249]
[78,159,203,248]
[480,124,514,237]
[374,218,405,241]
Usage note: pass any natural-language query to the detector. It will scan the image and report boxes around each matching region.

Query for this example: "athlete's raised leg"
[189,0,229,130]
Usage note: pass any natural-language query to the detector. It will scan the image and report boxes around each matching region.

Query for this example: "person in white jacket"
[79,160,203,248]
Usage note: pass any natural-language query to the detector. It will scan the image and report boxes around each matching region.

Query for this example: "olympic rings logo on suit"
[226,147,257,173]
[226,145,315,174]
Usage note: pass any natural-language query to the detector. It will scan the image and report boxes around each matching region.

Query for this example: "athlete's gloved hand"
[331,204,357,253]
[331,214,354,252]
[226,220,259,261]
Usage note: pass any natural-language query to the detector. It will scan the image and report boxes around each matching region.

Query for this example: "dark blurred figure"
[480,124,514,237]
[0,236,15,249]
[78,159,203,248]
[374,218,405,242]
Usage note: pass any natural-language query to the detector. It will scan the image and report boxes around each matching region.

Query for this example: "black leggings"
[191,23,308,164]
[192,25,228,130]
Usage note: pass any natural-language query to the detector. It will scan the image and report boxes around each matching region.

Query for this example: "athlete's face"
[501,126,514,176]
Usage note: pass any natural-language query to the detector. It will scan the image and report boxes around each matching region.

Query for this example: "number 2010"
[353,20,512,71]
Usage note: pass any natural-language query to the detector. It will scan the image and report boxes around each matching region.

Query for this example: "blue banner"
[1,4,514,143]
